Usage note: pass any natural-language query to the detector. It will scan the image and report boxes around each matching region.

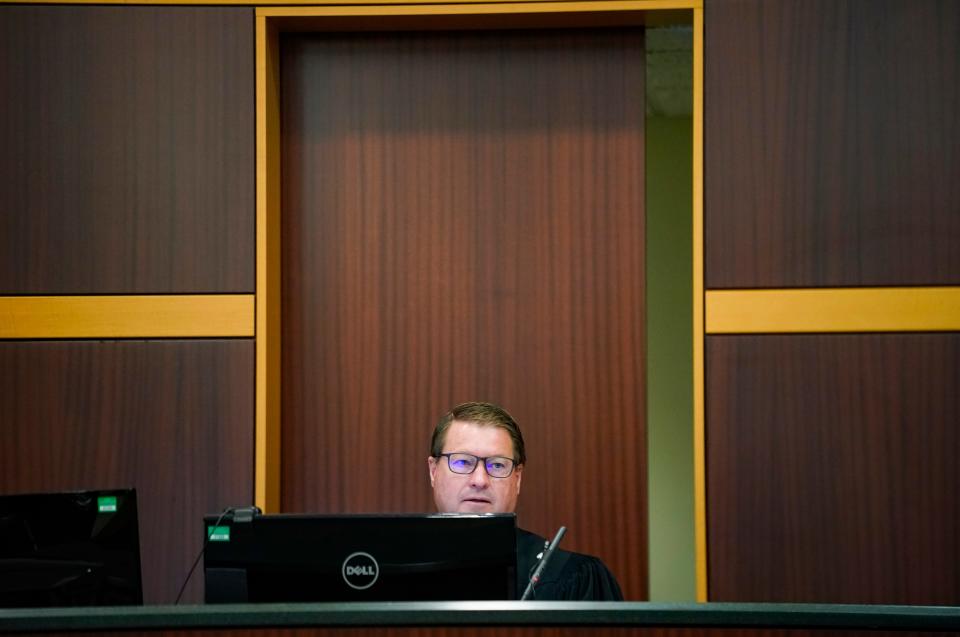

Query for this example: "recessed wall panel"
[280,28,648,599]
[707,333,960,604]
[0,340,255,604]
[705,0,960,287]
[0,6,255,293]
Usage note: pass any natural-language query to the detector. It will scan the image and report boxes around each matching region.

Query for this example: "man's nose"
[469,464,491,488]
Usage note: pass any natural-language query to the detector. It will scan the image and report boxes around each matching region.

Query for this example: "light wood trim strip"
[255,15,282,514]
[258,1,698,17]
[706,288,960,334]
[4,0,697,6]
[0,295,253,338]
[691,4,707,603]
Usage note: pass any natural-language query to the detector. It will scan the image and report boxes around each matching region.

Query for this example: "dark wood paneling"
[0,6,255,294]
[707,334,960,603]
[0,340,255,604]
[705,0,960,287]
[281,29,647,598]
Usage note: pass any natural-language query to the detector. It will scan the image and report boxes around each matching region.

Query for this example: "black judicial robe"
[516,528,624,601]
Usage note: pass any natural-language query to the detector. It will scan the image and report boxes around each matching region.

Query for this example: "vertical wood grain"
[281,28,647,599]
[0,6,255,293]
[255,14,283,514]
[707,334,960,604]
[705,0,960,287]
[0,340,255,604]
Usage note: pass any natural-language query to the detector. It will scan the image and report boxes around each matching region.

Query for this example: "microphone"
[520,526,566,600]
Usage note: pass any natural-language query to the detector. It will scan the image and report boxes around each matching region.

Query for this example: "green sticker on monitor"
[208,525,231,542]
[97,496,118,513]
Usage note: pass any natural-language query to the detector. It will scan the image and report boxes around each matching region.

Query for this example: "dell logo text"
[342,552,379,590]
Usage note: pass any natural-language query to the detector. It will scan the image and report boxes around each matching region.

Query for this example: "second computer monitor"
[203,512,517,603]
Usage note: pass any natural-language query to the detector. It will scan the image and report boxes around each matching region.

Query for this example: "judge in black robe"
[428,403,625,601]
[516,528,624,601]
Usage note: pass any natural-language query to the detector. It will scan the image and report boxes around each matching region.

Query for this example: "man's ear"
[427,455,438,488]
[515,464,523,494]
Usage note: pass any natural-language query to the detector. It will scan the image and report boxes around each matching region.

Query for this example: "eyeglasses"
[436,453,517,478]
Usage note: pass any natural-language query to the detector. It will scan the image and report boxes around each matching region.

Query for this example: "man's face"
[428,420,523,514]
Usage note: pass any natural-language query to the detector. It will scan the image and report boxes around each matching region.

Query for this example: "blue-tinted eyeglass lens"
[447,454,478,473]
[485,457,514,477]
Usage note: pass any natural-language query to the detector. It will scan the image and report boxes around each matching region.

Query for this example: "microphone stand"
[520,526,566,600]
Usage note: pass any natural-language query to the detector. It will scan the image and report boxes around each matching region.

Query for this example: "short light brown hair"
[430,402,526,466]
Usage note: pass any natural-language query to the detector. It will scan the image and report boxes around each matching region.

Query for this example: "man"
[428,401,623,601]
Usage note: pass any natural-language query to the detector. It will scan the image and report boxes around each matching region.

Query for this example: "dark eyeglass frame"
[436,452,518,478]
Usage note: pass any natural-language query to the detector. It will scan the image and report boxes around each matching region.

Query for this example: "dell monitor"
[0,488,143,608]
[203,512,517,602]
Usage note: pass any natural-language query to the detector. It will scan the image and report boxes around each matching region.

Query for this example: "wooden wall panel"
[280,29,647,598]
[0,6,255,294]
[706,334,960,604]
[704,0,960,288]
[0,340,255,604]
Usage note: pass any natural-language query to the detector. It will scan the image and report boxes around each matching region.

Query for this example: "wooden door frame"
[254,0,705,597]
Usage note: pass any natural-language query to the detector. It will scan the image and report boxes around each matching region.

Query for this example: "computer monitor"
[203,512,517,602]
[0,488,144,608]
